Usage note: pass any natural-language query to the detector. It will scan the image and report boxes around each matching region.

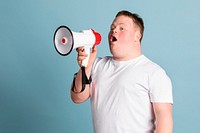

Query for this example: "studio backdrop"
[0,0,200,133]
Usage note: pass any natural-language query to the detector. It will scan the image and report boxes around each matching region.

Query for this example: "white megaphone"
[53,25,102,67]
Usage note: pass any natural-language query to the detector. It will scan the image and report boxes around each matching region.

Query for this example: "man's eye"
[120,27,124,31]
[111,27,115,30]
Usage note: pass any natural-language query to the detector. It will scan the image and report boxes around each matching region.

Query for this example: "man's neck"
[113,44,142,61]
[113,52,142,61]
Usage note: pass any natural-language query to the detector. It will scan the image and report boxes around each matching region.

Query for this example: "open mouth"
[111,36,117,42]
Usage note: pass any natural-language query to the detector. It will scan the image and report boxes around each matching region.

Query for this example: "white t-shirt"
[90,55,173,133]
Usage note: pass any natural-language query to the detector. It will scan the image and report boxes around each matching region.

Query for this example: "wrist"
[83,66,92,77]
[71,67,92,93]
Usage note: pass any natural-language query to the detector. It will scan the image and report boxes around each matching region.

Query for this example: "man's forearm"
[71,68,91,103]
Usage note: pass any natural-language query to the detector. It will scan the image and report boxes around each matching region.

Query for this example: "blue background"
[0,0,200,133]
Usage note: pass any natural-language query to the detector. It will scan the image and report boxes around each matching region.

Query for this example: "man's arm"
[70,47,97,103]
[153,103,173,133]
[71,68,91,103]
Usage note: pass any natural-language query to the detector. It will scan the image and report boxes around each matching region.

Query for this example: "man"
[71,10,173,133]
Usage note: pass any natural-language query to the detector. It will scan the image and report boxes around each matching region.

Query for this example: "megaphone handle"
[81,47,90,67]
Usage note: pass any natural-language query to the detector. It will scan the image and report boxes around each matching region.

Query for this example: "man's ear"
[134,31,142,42]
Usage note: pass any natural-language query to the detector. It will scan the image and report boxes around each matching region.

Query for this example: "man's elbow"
[71,97,87,104]
[70,91,89,104]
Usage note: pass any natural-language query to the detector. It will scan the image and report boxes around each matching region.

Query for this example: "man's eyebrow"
[110,23,128,27]
[111,23,128,27]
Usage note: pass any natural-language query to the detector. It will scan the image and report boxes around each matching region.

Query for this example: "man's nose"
[113,28,117,33]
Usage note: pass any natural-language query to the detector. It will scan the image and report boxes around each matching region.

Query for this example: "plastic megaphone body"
[53,25,102,67]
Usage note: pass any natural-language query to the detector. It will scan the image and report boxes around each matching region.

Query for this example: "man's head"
[116,10,144,42]
[108,10,144,60]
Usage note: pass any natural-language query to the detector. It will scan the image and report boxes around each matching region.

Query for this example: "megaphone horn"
[53,25,102,67]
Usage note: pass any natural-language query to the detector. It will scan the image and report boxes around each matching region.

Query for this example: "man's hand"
[76,46,97,72]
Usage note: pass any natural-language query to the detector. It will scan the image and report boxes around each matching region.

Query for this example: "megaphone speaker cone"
[53,26,74,56]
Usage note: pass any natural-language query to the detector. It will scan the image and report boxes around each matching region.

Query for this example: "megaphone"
[53,25,102,67]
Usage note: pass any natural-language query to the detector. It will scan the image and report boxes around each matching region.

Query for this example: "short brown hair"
[116,10,144,42]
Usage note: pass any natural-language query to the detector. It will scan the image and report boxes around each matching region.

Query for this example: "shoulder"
[143,57,173,103]
[140,56,164,74]
[141,56,171,82]
[93,56,112,66]
[91,56,113,74]
[95,56,112,62]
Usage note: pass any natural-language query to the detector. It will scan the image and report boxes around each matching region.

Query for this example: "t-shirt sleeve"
[149,68,173,103]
